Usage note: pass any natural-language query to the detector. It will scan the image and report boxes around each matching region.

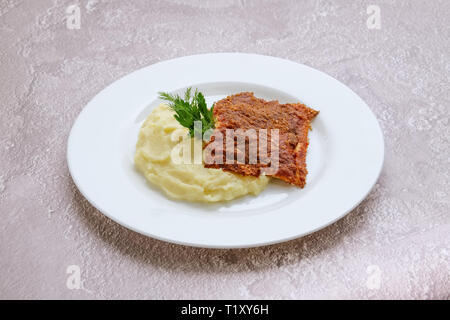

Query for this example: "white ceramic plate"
[67,53,384,248]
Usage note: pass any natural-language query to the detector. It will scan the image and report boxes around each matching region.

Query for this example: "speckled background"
[1,0,449,300]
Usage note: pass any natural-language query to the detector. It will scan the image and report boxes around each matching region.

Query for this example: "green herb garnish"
[158,88,215,138]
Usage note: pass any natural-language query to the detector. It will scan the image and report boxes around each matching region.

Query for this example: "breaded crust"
[204,92,318,187]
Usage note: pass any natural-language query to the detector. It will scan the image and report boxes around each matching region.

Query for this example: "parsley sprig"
[158,88,215,138]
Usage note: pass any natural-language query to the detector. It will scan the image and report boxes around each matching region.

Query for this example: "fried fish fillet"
[204,92,318,188]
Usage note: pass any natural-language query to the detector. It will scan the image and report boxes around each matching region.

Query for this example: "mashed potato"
[134,104,269,202]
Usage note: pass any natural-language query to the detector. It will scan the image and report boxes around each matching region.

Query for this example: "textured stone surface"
[1,0,449,299]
